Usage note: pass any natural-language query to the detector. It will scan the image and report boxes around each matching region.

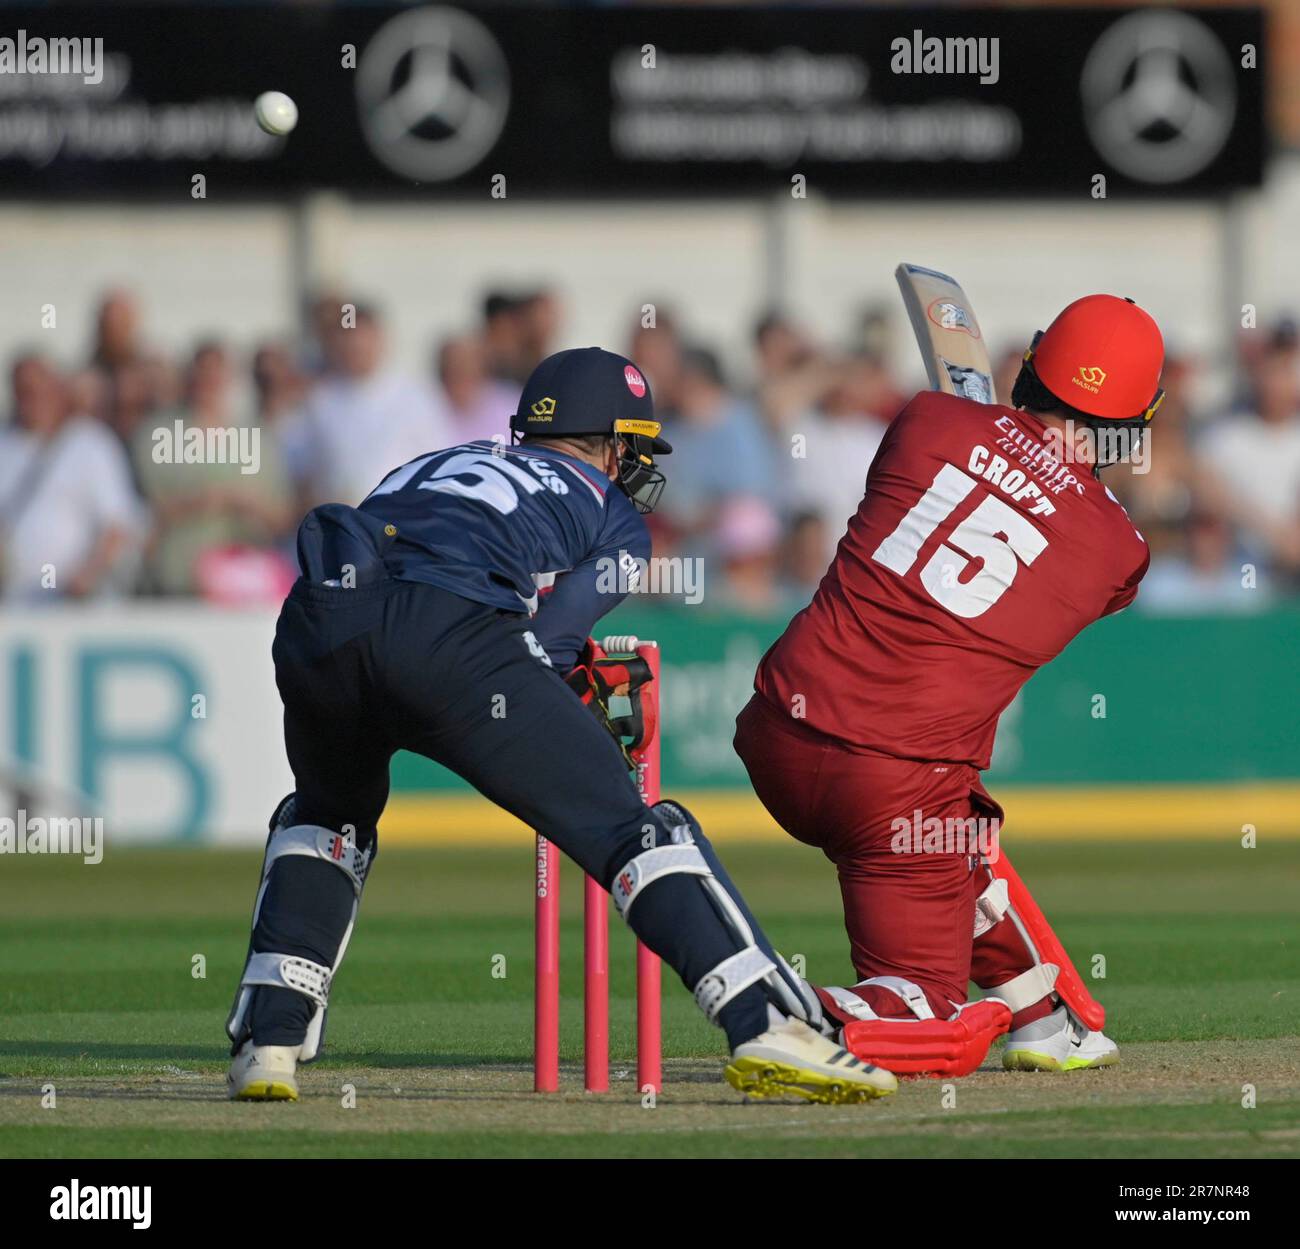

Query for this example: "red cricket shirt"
[755,392,1149,769]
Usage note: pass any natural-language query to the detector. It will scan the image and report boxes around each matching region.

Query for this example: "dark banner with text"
[0,5,1265,199]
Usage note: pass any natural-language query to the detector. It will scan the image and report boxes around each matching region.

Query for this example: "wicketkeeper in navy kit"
[225,346,896,1104]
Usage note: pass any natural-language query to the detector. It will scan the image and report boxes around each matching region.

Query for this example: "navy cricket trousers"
[271,576,649,890]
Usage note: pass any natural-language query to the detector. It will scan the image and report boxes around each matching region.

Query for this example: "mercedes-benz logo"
[356,6,510,183]
[1081,10,1236,185]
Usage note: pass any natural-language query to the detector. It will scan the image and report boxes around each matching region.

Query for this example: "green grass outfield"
[1,838,1297,1158]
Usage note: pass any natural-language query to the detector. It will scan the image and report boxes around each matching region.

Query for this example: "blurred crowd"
[3,287,1299,615]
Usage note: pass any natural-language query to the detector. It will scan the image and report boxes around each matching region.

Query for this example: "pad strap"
[242,952,332,1010]
[983,963,1059,1013]
[974,878,1009,937]
[264,825,371,895]
[694,946,775,1021]
[858,975,936,1021]
[821,985,880,1022]
[611,843,710,917]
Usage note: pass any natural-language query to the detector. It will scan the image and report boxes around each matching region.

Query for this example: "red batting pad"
[844,999,1012,1078]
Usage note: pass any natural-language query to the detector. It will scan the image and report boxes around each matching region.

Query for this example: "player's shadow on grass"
[0,1039,505,1070]
[0,1039,220,1063]
[317,1049,528,1069]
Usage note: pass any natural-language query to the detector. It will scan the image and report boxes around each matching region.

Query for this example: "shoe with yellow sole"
[1002,1004,1119,1072]
[227,1040,302,1100]
[725,1017,898,1104]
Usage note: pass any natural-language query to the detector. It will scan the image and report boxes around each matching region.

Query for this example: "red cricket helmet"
[1027,294,1165,423]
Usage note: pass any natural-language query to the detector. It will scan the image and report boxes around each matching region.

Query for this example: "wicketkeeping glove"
[564,638,655,771]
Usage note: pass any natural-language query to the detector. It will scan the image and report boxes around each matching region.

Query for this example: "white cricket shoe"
[227,1040,302,1101]
[1003,1004,1119,1072]
[725,1016,898,1103]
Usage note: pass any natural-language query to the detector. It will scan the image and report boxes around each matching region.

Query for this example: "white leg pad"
[226,824,372,1061]
[983,963,1059,1014]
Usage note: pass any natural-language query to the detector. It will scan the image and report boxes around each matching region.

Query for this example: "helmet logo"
[1074,366,1107,393]
[624,365,647,397]
[927,298,980,338]
[530,396,556,419]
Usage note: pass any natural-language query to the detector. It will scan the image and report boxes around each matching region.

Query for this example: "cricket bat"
[895,262,997,404]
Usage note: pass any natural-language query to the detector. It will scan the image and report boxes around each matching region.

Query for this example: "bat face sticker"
[942,360,994,403]
[928,298,981,337]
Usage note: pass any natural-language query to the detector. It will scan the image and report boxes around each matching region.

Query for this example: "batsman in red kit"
[735,294,1165,1077]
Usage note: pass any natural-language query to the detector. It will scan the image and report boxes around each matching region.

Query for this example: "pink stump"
[534,834,560,1092]
[584,873,610,1091]
[634,643,663,1092]
[636,939,662,1093]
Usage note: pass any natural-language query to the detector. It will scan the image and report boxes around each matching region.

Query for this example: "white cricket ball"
[254,91,298,137]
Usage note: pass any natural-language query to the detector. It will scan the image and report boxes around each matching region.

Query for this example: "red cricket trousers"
[734,693,1045,1024]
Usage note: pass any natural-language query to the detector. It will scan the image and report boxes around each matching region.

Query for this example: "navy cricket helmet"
[510,347,672,513]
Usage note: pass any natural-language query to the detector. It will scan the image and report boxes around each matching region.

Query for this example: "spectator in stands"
[277,304,449,508]
[87,289,178,444]
[1268,317,1300,371]
[658,345,776,559]
[754,309,813,379]
[846,303,908,415]
[434,333,517,444]
[132,342,293,597]
[779,510,831,607]
[628,305,684,413]
[782,353,893,563]
[852,301,898,368]
[303,290,348,377]
[1109,351,1199,560]
[481,289,559,386]
[90,289,143,376]
[712,494,784,614]
[1232,316,1299,411]
[752,309,836,435]
[516,288,562,379]
[106,359,162,446]
[1196,348,1300,581]
[0,354,142,602]
[1139,506,1266,614]
[67,367,109,431]
[252,342,309,426]
[482,291,525,384]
